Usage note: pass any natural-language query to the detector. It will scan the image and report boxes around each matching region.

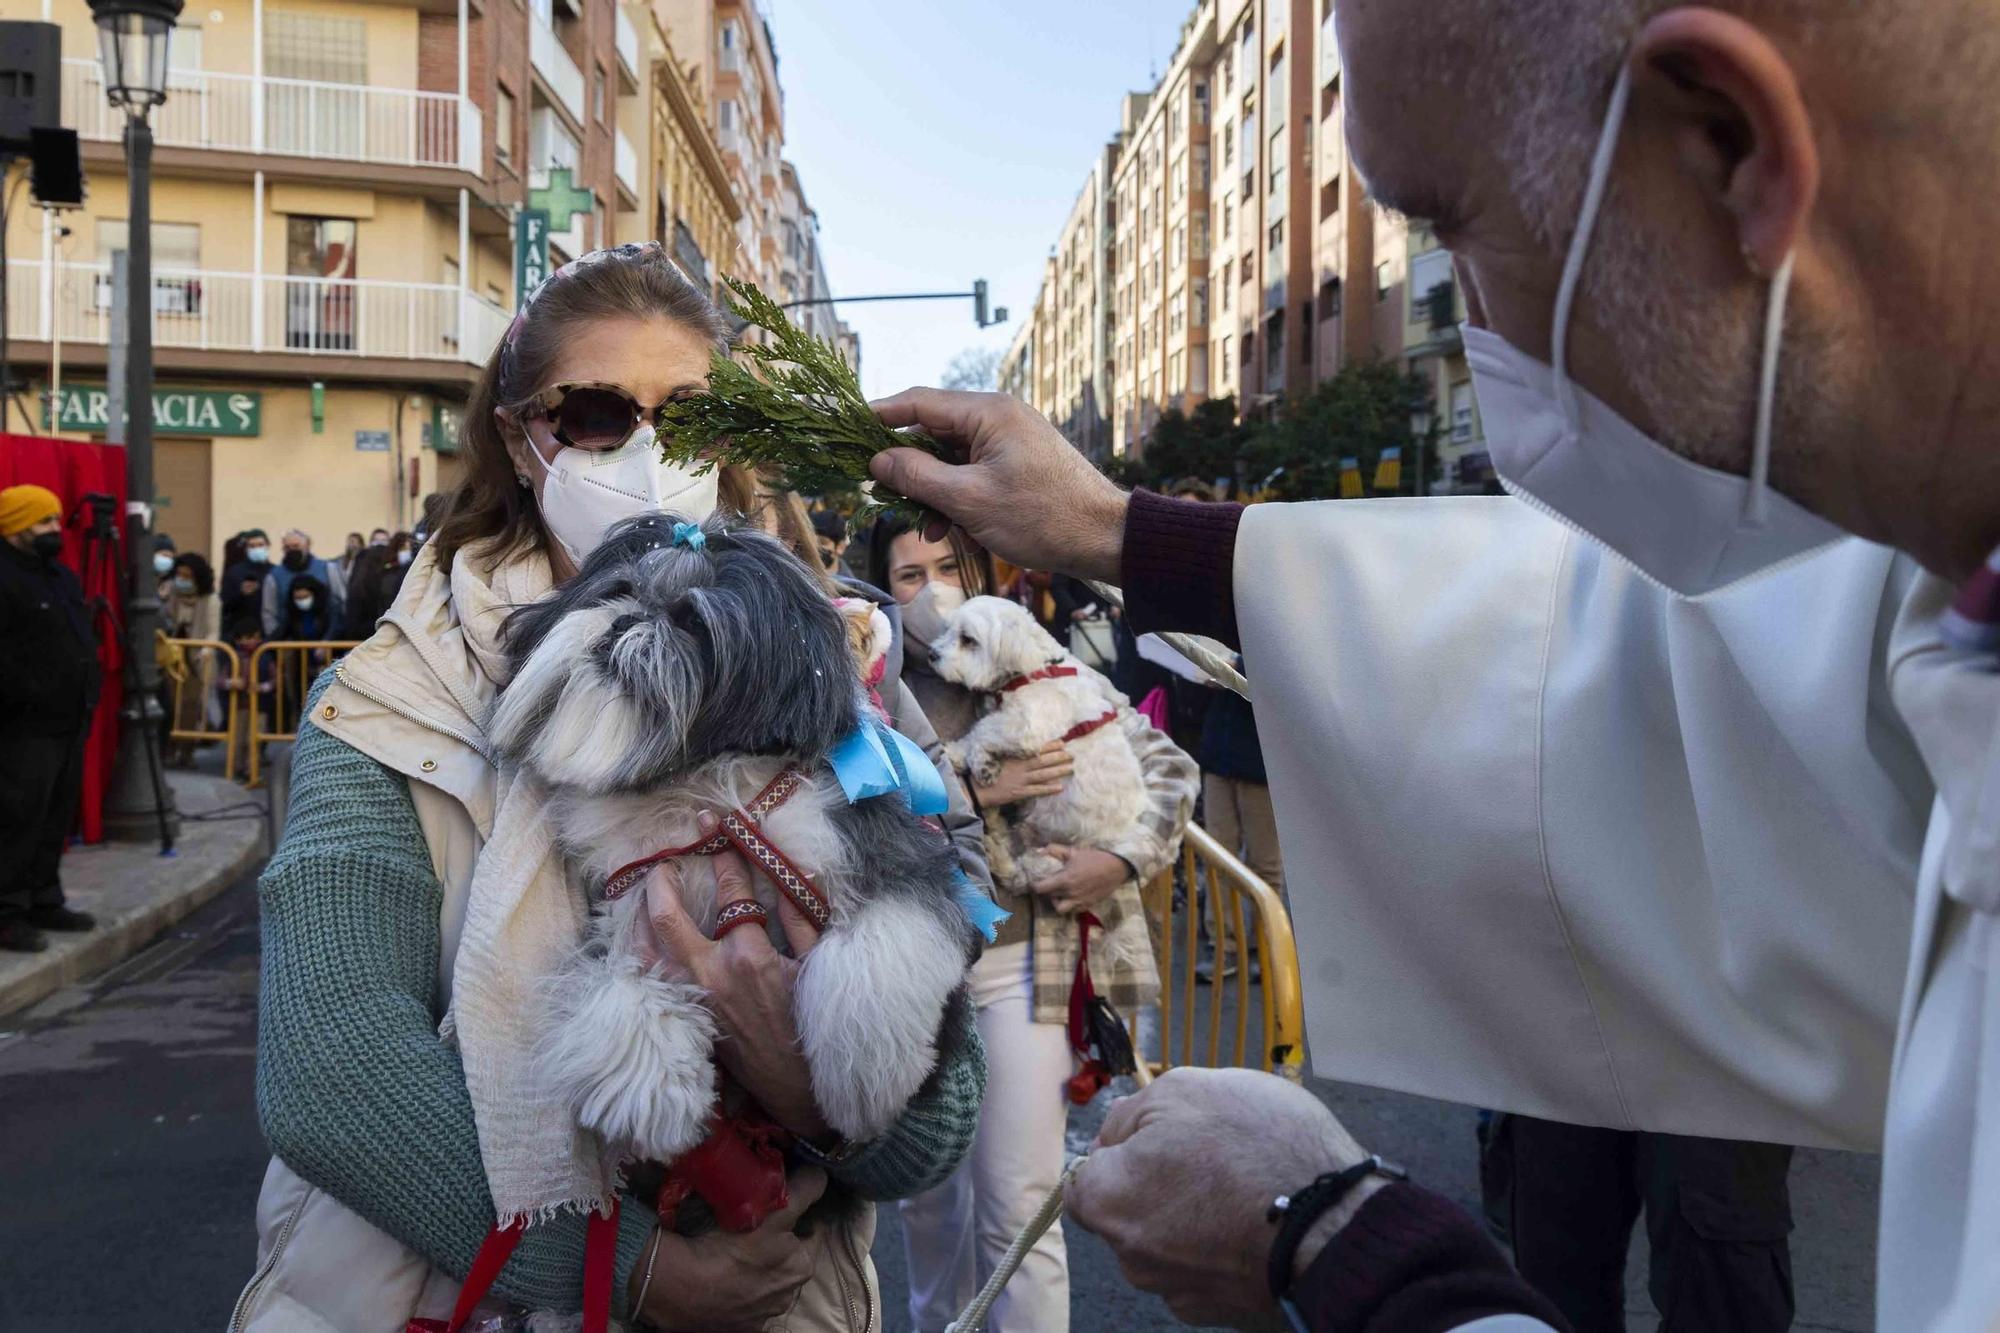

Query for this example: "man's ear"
[1632,8,1819,274]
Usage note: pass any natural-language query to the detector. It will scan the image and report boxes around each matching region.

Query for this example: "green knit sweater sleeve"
[255,675,654,1312]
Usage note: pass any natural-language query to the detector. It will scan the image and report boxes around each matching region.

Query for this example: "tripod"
[74,492,175,855]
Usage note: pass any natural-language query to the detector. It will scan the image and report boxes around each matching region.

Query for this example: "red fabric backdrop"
[0,432,131,843]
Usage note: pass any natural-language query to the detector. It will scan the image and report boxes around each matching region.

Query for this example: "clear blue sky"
[769,1,1183,398]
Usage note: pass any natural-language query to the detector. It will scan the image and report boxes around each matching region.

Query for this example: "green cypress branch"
[656,277,948,523]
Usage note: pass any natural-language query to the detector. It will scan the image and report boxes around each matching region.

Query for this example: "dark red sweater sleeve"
[1119,488,1245,649]
[1289,1184,1568,1333]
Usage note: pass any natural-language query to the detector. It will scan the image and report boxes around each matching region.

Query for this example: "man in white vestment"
[866,2,2000,1328]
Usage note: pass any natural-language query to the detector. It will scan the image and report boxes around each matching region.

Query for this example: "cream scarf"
[426,543,622,1227]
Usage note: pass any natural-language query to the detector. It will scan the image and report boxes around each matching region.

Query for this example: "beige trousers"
[1202,773,1284,893]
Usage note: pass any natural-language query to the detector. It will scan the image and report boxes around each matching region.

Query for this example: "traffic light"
[973,278,989,328]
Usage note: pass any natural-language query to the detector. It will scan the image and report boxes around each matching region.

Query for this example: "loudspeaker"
[0,21,60,153]
[30,126,83,206]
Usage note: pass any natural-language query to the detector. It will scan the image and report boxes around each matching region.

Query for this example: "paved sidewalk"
[0,772,267,1019]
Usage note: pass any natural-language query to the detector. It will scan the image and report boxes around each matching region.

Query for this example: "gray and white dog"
[489,512,980,1164]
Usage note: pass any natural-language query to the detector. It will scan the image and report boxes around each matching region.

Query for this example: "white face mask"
[153,552,174,575]
[396,547,413,567]
[1471,63,1842,599]
[900,580,968,663]
[529,424,719,565]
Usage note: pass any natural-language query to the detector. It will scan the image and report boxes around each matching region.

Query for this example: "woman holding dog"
[237,244,989,1332]
[869,518,1198,1333]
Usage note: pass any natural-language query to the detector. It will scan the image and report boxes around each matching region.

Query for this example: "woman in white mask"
[869,515,1197,1333]
[237,243,990,1332]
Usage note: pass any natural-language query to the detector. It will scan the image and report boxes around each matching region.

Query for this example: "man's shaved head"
[1336,0,2000,577]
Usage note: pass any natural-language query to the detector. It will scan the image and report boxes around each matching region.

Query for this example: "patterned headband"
[498,239,681,398]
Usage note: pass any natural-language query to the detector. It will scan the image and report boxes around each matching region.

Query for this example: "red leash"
[407,1200,621,1333]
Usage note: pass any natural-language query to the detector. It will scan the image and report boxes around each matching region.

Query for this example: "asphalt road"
[0,866,1879,1332]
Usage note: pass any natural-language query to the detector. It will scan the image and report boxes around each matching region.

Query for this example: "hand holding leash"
[644,819,830,1139]
[1067,1069,1382,1330]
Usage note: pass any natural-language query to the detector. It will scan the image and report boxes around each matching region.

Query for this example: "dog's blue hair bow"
[828,718,1011,942]
[671,522,705,550]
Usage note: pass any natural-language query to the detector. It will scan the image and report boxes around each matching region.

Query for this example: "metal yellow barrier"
[157,636,243,782]
[245,641,365,787]
[1135,821,1307,1081]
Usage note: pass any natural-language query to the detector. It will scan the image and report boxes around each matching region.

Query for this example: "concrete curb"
[0,771,267,1019]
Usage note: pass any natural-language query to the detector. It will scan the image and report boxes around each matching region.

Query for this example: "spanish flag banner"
[1339,457,1364,499]
[1373,447,1404,494]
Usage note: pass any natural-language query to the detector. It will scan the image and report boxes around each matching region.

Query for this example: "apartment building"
[1041,141,1118,460]
[998,311,1035,405]
[656,0,777,290]
[1026,0,1489,489]
[628,3,737,300]
[1107,6,1221,461]
[2,0,859,557]
[0,0,649,555]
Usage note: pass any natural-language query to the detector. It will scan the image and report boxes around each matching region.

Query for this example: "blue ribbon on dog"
[672,522,705,550]
[953,871,1011,942]
[828,719,947,814]
[828,719,1011,941]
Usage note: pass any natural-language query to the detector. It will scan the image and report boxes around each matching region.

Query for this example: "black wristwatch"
[1266,1155,1409,1316]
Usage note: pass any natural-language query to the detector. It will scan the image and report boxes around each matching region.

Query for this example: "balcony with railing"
[530,18,587,125]
[62,58,481,173]
[7,260,511,367]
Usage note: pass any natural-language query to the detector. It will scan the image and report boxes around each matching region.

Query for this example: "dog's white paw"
[538,962,719,1161]
[794,899,968,1141]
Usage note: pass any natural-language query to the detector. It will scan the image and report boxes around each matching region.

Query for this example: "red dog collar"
[999,663,1079,693]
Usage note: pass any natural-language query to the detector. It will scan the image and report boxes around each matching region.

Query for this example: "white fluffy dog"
[488,513,981,1166]
[930,595,1147,890]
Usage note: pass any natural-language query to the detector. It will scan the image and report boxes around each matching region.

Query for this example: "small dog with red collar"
[930,595,1148,891]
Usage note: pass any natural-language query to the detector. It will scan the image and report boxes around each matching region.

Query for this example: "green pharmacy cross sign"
[529,168,595,231]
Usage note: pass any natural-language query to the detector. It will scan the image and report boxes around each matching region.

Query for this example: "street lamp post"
[89,0,183,846]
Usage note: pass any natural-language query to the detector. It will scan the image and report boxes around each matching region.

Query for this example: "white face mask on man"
[1469,63,1843,599]
[528,423,719,565]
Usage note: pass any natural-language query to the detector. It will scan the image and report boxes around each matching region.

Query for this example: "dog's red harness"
[601,766,832,933]
[995,663,1118,743]
[600,769,830,1239]
[1062,710,1119,743]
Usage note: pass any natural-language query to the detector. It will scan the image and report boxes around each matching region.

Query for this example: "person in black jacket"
[0,485,102,953]
[219,527,273,626]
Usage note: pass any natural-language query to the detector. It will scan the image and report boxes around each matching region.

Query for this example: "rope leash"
[944,1156,1088,1333]
[1082,579,1251,700]
[940,1068,1153,1332]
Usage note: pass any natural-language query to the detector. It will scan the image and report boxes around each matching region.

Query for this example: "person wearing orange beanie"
[0,483,101,951]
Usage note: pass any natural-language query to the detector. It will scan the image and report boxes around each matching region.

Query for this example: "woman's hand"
[972,741,1073,809]
[640,820,831,1139]
[1030,844,1131,914]
[633,1166,829,1332]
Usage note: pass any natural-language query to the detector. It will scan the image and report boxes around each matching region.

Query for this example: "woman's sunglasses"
[517,381,692,450]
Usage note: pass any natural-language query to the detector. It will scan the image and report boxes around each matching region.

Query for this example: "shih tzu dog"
[930,595,1148,891]
[489,512,981,1164]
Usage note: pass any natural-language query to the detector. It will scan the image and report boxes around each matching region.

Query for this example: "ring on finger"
[714,899,771,939]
